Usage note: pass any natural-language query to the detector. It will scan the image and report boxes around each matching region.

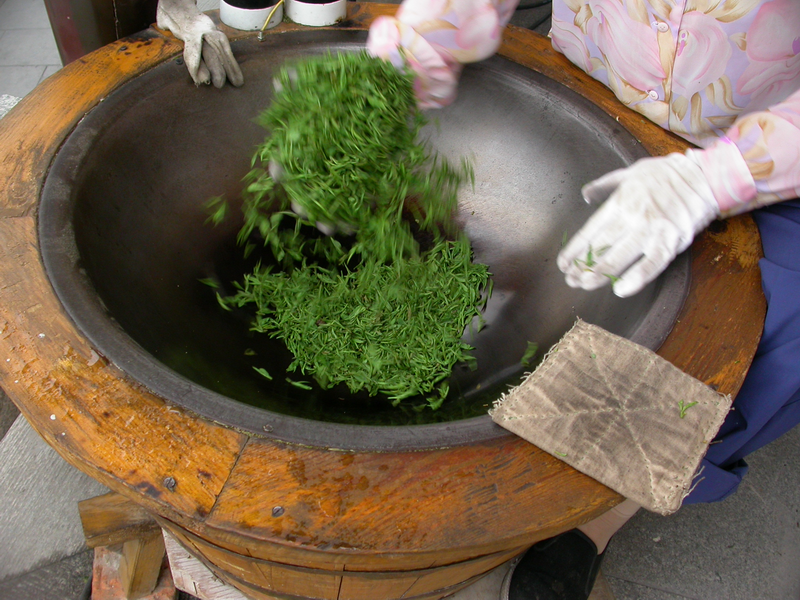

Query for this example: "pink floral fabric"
[366,0,518,108]
[550,0,800,215]
[369,0,800,215]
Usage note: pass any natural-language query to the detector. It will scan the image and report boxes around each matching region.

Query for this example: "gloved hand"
[557,151,721,298]
[367,16,461,110]
[157,0,244,88]
[366,0,515,110]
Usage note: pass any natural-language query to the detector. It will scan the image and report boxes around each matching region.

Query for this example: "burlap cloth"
[489,319,732,515]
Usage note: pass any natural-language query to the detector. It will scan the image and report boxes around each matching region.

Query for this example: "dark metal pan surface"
[39,30,688,450]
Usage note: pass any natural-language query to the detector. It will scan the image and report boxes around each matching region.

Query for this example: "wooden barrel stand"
[0,5,766,599]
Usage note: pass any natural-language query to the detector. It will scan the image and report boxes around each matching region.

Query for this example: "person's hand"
[366,0,515,110]
[157,0,244,88]
[557,152,720,298]
[366,17,462,110]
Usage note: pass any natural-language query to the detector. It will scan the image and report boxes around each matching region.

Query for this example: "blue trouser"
[685,199,800,504]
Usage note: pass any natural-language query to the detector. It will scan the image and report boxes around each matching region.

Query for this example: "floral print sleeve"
[366,0,519,108]
[549,0,800,213]
[706,88,800,216]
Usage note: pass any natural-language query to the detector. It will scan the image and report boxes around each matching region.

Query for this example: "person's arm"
[697,88,800,217]
[157,0,244,88]
[558,88,800,297]
[366,0,519,108]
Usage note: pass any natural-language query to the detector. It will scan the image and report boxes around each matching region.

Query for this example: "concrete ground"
[2,0,799,599]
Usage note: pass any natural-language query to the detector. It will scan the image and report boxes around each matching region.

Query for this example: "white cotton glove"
[557,152,720,298]
[157,0,244,88]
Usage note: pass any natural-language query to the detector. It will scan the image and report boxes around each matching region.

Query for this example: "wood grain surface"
[162,520,523,600]
[0,4,765,599]
[79,491,160,549]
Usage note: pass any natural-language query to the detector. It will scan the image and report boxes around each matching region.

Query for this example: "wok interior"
[39,31,688,448]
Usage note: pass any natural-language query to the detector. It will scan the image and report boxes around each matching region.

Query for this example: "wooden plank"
[162,521,521,600]
[225,566,493,600]
[203,435,616,569]
[164,529,250,600]
[0,220,247,523]
[167,526,341,600]
[92,545,176,600]
[337,548,520,600]
[79,492,160,549]
[119,529,167,600]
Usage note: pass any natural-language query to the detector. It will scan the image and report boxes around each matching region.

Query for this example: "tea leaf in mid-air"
[212,51,493,409]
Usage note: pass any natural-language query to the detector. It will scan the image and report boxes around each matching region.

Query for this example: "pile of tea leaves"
[210,51,490,408]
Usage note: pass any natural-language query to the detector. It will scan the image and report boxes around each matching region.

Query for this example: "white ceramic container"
[220,0,284,30]
[285,0,346,26]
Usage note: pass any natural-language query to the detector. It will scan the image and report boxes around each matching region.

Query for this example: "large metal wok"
[39,30,688,451]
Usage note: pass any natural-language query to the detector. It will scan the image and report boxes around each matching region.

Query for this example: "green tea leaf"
[521,342,539,368]
[214,51,492,409]
[286,378,312,390]
[253,366,272,380]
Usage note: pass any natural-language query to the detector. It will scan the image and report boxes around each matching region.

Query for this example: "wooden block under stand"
[80,491,174,600]
[119,530,170,599]
[91,545,176,600]
[79,491,161,549]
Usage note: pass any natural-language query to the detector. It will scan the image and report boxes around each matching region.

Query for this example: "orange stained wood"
[79,491,160,549]
[0,1,765,588]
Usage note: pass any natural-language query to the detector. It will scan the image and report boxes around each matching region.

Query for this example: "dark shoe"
[502,530,603,600]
